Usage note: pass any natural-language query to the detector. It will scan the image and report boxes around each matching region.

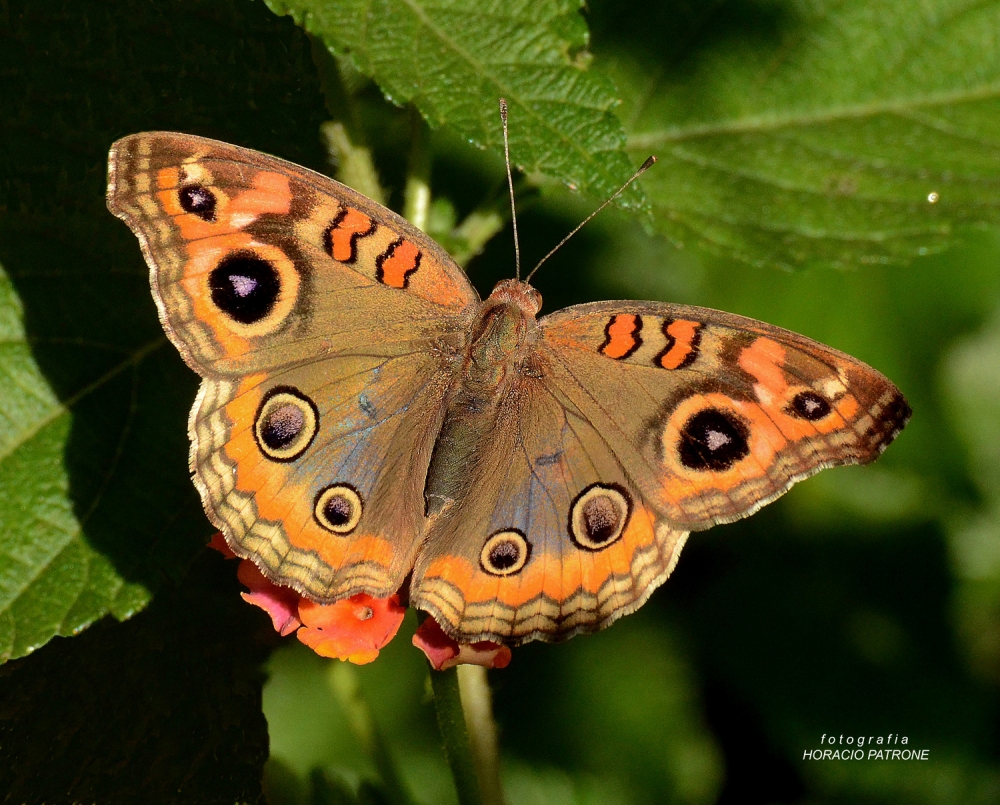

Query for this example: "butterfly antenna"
[499,98,522,281]
[524,156,657,285]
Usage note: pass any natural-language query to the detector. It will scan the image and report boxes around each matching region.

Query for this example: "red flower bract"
[237,560,302,636]
[412,617,511,671]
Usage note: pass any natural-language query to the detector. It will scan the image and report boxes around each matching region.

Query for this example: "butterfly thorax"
[423,281,543,517]
[465,283,539,381]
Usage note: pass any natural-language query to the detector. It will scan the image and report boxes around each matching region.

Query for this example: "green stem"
[321,120,387,205]
[451,208,505,267]
[431,667,484,805]
[403,108,432,231]
[328,662,414,805]
[430,666,506,805]
[457,665,505,805]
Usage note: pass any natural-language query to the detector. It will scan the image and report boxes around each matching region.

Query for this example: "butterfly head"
[488,279,542,318]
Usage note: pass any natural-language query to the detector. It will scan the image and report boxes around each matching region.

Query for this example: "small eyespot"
[570,484,631,550]
[788,390,832,421]
[677,408,750,472]
[254,387,318,462]
[179,184,216,221]
[314,484,363,534]
[480,530,530,576]
[209,252,281,325]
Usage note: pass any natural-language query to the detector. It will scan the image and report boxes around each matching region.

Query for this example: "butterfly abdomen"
[423,288,542,517]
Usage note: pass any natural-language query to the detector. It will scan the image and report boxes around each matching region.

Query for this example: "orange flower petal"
[412,617,512,671]
[297,594,405,665]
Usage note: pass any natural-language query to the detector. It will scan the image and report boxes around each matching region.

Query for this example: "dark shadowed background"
[1,0,998,803]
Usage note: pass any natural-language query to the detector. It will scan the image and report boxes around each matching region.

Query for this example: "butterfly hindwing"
[192,344,456,601]
[410,372,689,644]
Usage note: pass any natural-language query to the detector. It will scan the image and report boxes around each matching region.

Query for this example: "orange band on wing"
[152,168,295,360]
[182,232,255,359]
[156,167,180,191]
[421,502,659,609]
[656,319,702,370]
[599,314,643,359]
[739,337,786,393]
[325,207,376,263]
[376,239,422,289]
[656,340,861,503]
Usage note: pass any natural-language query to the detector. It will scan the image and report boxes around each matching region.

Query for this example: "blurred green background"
[1,0,998,802]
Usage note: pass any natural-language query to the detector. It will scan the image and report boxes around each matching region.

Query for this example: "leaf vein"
[0,337,166,465]
[629,83,1000,147]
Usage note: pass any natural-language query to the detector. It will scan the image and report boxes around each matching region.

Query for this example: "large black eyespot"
[678,408,750,472]
[788,391,832,421]
[314,485,363,534]
[570,484,631,550]
[209,253,281,324]
[254,387,318,462]
[179,184,216,221]
[480,530,530,576]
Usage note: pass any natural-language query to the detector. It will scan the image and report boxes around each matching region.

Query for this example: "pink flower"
[208,531,238,559]
[209,533,511,669]
[209,533,403,664]
[412,617,511,671]
[237,560,302,636]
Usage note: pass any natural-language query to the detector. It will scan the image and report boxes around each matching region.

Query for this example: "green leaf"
[0,263,153,662]
[264,0,645,209]
[0,553,271,802]
[591,0,1000,267]
[0,0,330,661]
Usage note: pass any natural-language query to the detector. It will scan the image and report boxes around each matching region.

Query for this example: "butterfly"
[106,131,910,647]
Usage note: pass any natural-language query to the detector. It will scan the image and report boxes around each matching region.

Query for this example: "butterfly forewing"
[540,300,910,530]
[107,133,478,376]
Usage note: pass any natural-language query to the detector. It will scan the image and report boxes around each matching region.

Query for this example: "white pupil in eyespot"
[231,275,258,297]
